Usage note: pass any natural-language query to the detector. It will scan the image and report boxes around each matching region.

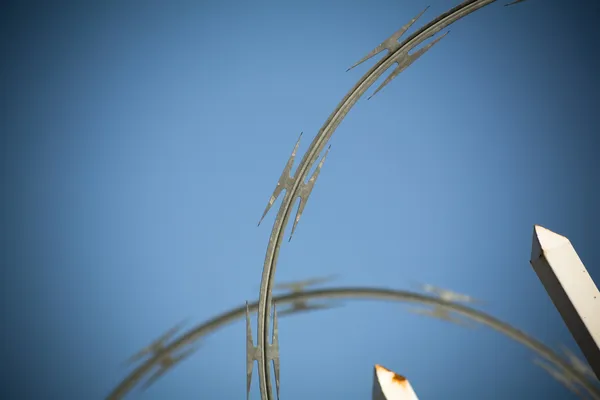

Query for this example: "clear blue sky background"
[2,0,599,399]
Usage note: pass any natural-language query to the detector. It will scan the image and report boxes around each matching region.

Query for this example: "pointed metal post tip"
[530,224,600,380]
[373,364,419,400]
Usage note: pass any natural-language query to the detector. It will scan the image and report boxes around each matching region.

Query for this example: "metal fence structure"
[106,1,600,399]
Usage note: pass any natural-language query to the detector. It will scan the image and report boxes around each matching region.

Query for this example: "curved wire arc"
[106,287,600,399]
[252,1,510,398]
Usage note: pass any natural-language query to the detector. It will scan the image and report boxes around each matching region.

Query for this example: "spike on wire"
[271,303,281,400]
[245,302,255,400]
[123,320,186,366]
[258,132,303,227]
[141,367,169,391]
[288,145,331,242]
[505,0,527,6]
[346,6,430,72]
[368,30,450,100]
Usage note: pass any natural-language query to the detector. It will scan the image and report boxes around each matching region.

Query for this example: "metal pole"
[372,364,419,400]
[530,224,600,379]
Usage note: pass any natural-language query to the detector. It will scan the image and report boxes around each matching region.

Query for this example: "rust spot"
[391,373,407,383]
[375,364,409,388]
[391,372,408,388]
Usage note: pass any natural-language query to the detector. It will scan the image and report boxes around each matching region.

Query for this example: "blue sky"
[2,0,599,399]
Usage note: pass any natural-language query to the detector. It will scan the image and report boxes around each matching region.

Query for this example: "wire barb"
[123,320,187,366]
[407,305,474,328]
[504,0,528,6]
[271,304,280,400]
[246,302,258,400]
[141,346,198,391]
[288,145,331,241]
[368,31,450,100]
[533,358,585,397]
[277,301,344,317]
[258,133,303,227]
[246,302,281,400]
[346,6,430,72]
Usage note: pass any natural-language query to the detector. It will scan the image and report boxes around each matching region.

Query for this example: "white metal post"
[530,225,600,379]
[372,364,419,400]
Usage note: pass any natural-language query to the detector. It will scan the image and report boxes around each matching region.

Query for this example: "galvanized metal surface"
[102,1,578,399]
[106,286,600,399]
[248,1,526,399]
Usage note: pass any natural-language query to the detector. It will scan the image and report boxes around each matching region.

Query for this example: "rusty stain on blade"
[373,364,419,400]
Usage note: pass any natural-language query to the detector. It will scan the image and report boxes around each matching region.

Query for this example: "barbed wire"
[106,286,600,399]
[248,2,525,399]
[103,1,593,399]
